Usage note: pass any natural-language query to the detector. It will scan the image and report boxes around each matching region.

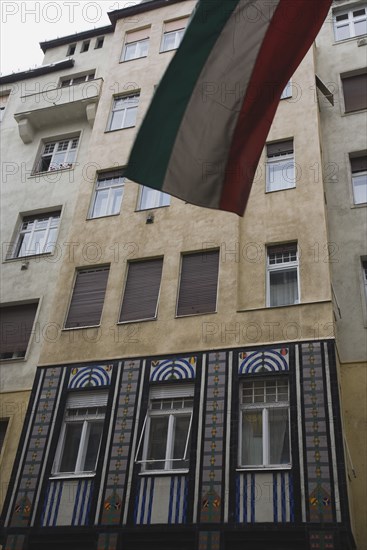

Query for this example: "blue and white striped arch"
[150,357,197,382]
[68,364,113,388]
[238,348,289,375]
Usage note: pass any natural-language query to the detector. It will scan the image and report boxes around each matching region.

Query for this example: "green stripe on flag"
[126,0,241,189]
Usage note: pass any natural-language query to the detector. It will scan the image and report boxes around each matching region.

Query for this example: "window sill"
[117,317,156,325]
[50,472,96,480]
[87,212,121,221]
[4,252,53,263]
[342,108,367,117]
[351,202,367,208]
[159,48,178,54]
[135,204,171,212]
[62,324,101,331]
[139,469,189,476]
[265,185,296,194]
[29,167,74,177]
[104,126,136,134]
[120,55,148,63]
[0,356,26,363]
[175,310,217,319]
[236,465,292,472]
[333,35,367,46]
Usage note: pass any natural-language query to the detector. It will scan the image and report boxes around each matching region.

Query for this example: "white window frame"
[333,5,367,41]
[238,378,291,470]
[137,186,171,210]
[136,385,194,473]
[266,142,295,192]
[89,171,125,218]
[52,392,107,477]
[107,94,139,131]
[12,211,61,258]
[280,80,292,99]
[35,136,79,174]
[266,244,300,307]
[161,28,185,52]
[122,38,149,61]
[351,155,367,204]
[60,72,95,87]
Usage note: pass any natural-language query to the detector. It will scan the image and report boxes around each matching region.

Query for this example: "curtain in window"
[242,411,262,465]
[269,268,298,306]
[269,408,290,464]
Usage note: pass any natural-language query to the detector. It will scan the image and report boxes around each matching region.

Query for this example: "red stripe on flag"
[220,0,332,215]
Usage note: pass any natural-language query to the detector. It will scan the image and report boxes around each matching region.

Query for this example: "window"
[280,80,292,99]
[0,419,9,454]
[81,40,90,53]
[0,92,9,123]
[267,244,299,307]
[139,385,193,471]
[161,18,188,52]
[342,72,367,113]
[333,5,367,41]
[90,170,125,218]
[12,211,60,258]
[119,258,163,322]
[266,139,295,192]
[122,28,150,61]
[138,186,171,210]
[35,136,79,173]
[0,302,38,360]
[65,266,110,328]
[107,94,139,131]
[95,36,104,49]
[67,44,76,56]
[362,259,367,301]
[53,391,107,475]
[60,72,95,87]
[239,378,290,468]
[177,250,219,316]
[350,154,367,204]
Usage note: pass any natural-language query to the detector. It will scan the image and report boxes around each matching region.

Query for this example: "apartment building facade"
[1,0,365,549]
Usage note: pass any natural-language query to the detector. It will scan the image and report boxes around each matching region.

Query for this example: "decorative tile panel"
[134,475,188,525]
[68,364,113,388]
[198,531,220,550]
[10,367,63,527]
[239,348,289,375]
[41,478,94,526]
[235,471,294,523]
[150,356,197,382]
[199,352,226,523]
[101,360,140,525]
[309,531,335,549]
[301,343,334,523]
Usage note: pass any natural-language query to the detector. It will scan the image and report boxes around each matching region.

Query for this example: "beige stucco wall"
[0,391,30,514]
[340,361,367,550]
[36,3,333,368]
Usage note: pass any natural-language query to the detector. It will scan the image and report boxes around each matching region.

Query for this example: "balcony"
[14,78,103,143]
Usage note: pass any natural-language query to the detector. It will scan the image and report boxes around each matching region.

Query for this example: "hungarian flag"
[126,0,332,216]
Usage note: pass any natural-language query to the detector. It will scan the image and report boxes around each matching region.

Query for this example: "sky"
[1,1,141,76]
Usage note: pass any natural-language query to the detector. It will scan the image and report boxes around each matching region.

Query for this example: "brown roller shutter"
[0,302,38,355]
[350,155,367,172]
[342,73,367,113]
[119,258,163,322]
[65,267,109,328]
[267,139,294,157]
[177,250,219,316]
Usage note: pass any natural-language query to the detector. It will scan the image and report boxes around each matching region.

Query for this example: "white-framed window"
[89,170,125,218]
[60,72,95,87]
[35,136,79,173]
[122,28,150,61]
[239,377,291,469]
[138,186,171,210]
[12,211,61,258]
[350,154,367,204]
[107,94,139,131]
[362,259,367,301]
[137,385,194,472]
[266,139,295,192]
[267,243,299,307]
[161,18,188,52]
[52,391,107,476]
[280,80,292,99]
[333,5,367,41]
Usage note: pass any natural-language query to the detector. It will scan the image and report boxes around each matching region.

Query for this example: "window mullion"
[166,414,174,470]
[75,420,89,473]
[263,408,268,466]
